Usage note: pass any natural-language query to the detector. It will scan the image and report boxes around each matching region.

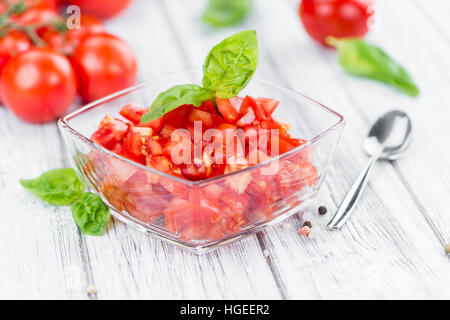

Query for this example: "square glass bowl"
[58,70,344,253]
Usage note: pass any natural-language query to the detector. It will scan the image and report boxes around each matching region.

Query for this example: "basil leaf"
[202,0,252,27]
[20,168,85,206]
[203,30,259,99]
[71,192,110,236]
[327,37,419,97]
[141,84,213,123]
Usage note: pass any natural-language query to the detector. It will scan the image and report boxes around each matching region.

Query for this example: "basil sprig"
[141,30,259,122]
[203,29,259,98]
[20,168,85,206]
[202,0,252,28]
[72,192,111,236]
[21,168,111,236]
[327,37,419,97]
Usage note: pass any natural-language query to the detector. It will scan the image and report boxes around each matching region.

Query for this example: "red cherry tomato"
[42,14,105,55]
[0,48,77,123]
[11,2,60,26]
[0,31,32,102]
[299,0,373,46]
[71,33,137,102]
[64,0,132,19]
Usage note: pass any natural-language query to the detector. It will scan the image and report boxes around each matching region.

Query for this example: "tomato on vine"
[64,0,132,19]
[0,47,77,123]
[71,33,137,102]
[41,14,105,55]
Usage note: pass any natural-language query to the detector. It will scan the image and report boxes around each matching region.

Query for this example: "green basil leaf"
[20,168,85,206]
[71,192,110,236]
[141,84,213,122]
[203,30,259,99]
[327,37,419,97]
[202,0,252,27]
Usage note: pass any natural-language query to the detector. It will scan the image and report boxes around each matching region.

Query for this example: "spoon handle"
[327,156,379,230]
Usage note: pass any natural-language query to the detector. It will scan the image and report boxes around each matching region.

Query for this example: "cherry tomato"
[64,0,132,19]
[11,2,60,26]
[299,0,373,46]
[42,14,105,55]
[71,33,137,102]
[0,48,77,123]
[0,30,32,102]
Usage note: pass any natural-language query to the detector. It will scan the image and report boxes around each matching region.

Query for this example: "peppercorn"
[303,221,312,228]
[445,244,450,254]
[318,206,327,215]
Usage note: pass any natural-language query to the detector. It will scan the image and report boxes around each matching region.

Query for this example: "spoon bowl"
[364,110,412,160]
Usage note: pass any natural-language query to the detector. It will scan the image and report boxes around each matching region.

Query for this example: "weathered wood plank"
[0,110,88,299]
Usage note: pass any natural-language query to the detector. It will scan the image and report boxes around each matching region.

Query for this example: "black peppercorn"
[303,221,312,228]
[318,206,327,215]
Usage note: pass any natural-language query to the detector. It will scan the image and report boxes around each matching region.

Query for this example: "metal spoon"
[327,110,412,230]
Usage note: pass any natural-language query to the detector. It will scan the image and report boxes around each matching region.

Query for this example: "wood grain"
[0,0,449,299]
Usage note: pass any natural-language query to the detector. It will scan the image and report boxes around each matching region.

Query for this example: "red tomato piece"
[91,116,129,149]
[147,155,172,174]
[216,97,239,123]
[241,96,266,121]
[162,104,189,128]
[148,137,163,156]
[199,99,216,113]
[187,108,216,128]
[123,126,152,159]
[119,103,146,124]
[256,98,280,117]
[236,107,256,127]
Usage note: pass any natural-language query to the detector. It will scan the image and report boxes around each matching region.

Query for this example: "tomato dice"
[256,98,279,117]
[216,97,239,123]
[187,108,217,128]
[92,94,318,244]
[91,116,128,149]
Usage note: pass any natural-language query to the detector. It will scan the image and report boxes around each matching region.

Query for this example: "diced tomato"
[92,93,317,243]
[123,126,152,159]
[199,99,216,113]
[138,117,163,134]
[119,103,146,124]
[163,104,189,128]
[163,138,193,165]
[181,164,211,181]
[148,136,163,156]
[229,96,244,112]
[187,108,216,128]
[160,177,187,197]
[256,98,279,117]
[203,184,224,199]
[160,124,176,139]
[236,107,256,127]
[91,116,128,150]
[216,97,239,123]
[278,160,318,198]
[147,155,172,174]
[164,197,194,234]
[241,96,266,121]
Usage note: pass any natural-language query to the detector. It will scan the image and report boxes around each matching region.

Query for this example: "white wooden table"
[1,0,450,299]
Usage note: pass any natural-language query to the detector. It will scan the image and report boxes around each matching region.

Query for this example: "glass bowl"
[58,70,344,253]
